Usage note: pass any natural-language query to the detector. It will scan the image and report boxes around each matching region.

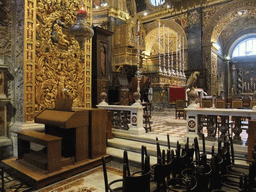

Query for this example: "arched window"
[232,38,256,57]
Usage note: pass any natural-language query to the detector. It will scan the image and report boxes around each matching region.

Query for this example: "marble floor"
[1,108,250,191]
[37,108,250,192]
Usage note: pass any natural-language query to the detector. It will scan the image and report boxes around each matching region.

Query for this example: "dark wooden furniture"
[250,100,256,109]
[106,111,113,139]
[17,130,62,173]
[72,108,107,159]
[216,100,225,108]
[247,120,256,161]
[35,109,89,163]
[102,148,150,192]
[225,97,232,108]
[232,100,243,109]
[92,27,113,107]
[175,100,186,119]
[242,96,251,109]
[142,102,152,132]
[3,108,109,189]
[202,99,212,108]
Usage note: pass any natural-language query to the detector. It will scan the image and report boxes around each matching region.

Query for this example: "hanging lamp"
[70,1,94,48]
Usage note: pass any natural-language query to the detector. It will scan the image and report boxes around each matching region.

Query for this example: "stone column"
[10,0,44,157]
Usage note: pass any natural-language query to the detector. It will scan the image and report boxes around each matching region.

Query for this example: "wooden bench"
[17,130,62,173]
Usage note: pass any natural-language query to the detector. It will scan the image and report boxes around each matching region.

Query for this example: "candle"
[176,33,178,73]
[183,36,184,64]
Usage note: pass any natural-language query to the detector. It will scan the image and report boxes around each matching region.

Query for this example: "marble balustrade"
[185,107,256,144]
[97,102,145,135]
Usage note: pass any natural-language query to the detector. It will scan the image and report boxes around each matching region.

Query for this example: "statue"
[186,71,200,108]
[186,71,200,91]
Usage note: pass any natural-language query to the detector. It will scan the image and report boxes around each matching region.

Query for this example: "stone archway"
[203,0,256,45]
[202,0,256,95]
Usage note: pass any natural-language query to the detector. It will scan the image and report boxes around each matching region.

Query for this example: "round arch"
[202,0,256,46]
[225,30,256,57]
[145,19,187,56]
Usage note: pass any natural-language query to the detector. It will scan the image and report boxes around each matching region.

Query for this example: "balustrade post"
[232,116,243,144]
[219,116,229,140]
[198,115,204,138]
[206,115,216,141]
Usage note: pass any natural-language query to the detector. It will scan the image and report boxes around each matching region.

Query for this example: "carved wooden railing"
[185,107,256,144]
[97,103,145,135]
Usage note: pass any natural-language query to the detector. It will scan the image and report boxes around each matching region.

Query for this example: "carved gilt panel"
[24,0,92,122]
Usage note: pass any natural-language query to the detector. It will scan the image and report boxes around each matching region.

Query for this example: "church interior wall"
[0,0,255,159]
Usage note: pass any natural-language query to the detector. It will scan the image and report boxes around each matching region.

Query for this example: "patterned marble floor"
[147,109,187,137]
[147,109,248,144]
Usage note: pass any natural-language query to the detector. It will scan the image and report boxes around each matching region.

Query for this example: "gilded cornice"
[93,6,130,21]
[140,0,233,23]
[108,7,130,21]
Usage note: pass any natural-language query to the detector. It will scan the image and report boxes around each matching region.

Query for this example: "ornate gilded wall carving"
[211,51,218,95]
[23,0,92,122]
[202,0,256,45]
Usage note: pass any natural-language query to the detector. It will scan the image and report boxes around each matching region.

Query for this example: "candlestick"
[167,29,170,76]
[176,33,178,76]
[158,21,162,74]
[179,36,182,77]
[163,24,166,75]
[182,36,185,78]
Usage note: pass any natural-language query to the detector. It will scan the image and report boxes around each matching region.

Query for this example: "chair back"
[250,100,256,109]
[216,100,225,108]
[242,96,251,108]
[123,155,151,192]
[175,100,185,109]
[202,99,212,108]
[232,100,242,109]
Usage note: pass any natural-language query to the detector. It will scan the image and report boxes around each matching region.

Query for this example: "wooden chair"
[242,96,251,109]
[250,100,256,109]
[202,99,212,108]
[225,97,232,108]
[216,100,225,108]
[102,148,151,192]
[232,100,243,109]
[175,100,186,119]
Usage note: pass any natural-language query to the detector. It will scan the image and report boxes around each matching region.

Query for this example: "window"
[149,0,165,7]
[232,38,256,57]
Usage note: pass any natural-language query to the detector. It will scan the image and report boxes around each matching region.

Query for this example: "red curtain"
[169,87,185,103]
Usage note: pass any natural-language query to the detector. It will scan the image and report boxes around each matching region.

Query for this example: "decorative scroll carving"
[31,0,92,114]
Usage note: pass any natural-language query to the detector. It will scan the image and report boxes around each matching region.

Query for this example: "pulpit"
[35,109,89,163]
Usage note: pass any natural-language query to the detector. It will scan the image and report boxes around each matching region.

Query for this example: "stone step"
[112,131,248,158]
[107,133,248,166]
[107,138,175,157]
[107,147,158,166]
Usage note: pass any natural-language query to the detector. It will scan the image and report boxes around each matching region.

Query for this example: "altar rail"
[185,107,256,144]
[97,103,145,135]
